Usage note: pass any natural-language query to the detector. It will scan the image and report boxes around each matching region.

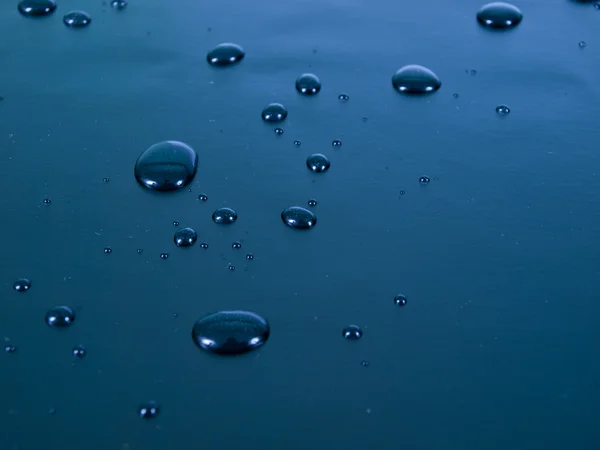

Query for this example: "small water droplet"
[295,73,321,95]
[308,199,317,207]
[228,264,236,271]
[306,154,331,173]
[103,177,109,183]
[392,65,442,94]
[419,176,431,184]
[5,345,17,353]
[13,278,31,292]
[138,401,160,419]
[198,193,208,201]
[48,407,56,415]
[476,2,523,29]
[342,325,363,341]
[232,242,242,249]
[63,11,92,28]
[469,69,478,76]
[579,41,587,49]
[274,128,284,136]
[399,190,406,196]
[110,0,127,9]
[160,253,169,260]
[72,345,87,359]
[293,140,302,147]
[206,43,245,66]
[137,248,143,254]
[332,139,342,148]
[246,253,254,260]
[134,141,198,192]
[261,103,287,123]
[212,207,237,225]
[394,294,408,307]
[362,116,368,122]
[43,198,51,205]
[45,306,76,328]
[174,228,197,247]
[361,360,369,367]
[453,93,460,99]
[172,221,180,227]
[338,93,349,102]
[104,247,112,254]
[496,104,510,116]
[200,242,209,249]
[281,206,317,230]
[18,0,57,17]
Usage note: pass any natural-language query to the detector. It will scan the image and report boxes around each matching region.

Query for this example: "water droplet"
[160,252,169,260]
[579,41,587,49]
[104,247,113,254]
[43,198,51,205]
[281,206,317,230]
[191,310,270,355]
[200,242,209,249]
[399,190,406,196]
[306,154,331,173]
[228,264,236,271]
[13,278,31,292]
[138,401,160,419]
[48,407,56,415]
[63,11,92,28]
[496,104,510,116]
[293,140,302,147]
[261,103,287,123]
[342,325,363,340]
[308,199,317,207]
[362,117,368,122]
[72,345,87,359]
[295,73,321,95]
[274,128,284,136]
[111,0,127,9]
[476,2,523,29]
[392,65,442,94]
[469,69,478,76]
[174,228,197,247]
[198,193,208,201]
[394,294,408,307]
[453,93,460,99]
[206,43,245,66]
[18,0,56,17]
[173,221,180,227]
[595,2,600,10]
[212,207,237,225]
[419,176,431,184]
[134,141,198,192]
[361,360,369,367]
[45,306,75,328]
[103,177,110,183]
[332,139,342,148]
[5,345,17,353]
[137,248,143,254]
[232,242,242,249]
[338,93,349,102]
[246,254,254,260]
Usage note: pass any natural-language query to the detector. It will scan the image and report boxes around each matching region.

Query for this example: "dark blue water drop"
[332,139,342,148]
[72,345,87,359]
[111,0,127,9]
[191,310,270,355]
[200,242,209,249]
[295,73,321,95]
[104,247,112,254]
[18,0,56,17]
[134,141,198,192]
[476,2,523,29]
[308,199,317,207]
[419,176,431,184]
[198,193,208,201]
[103,177,110,183]
[246,254,254,260]
[392,65,442,94]
[43,198,51,205]
[261,103,287,123]
[361,360,369,367]
[13,278,31,292]
[394,294,408,307]
[342,325,363,340]
[138,401,160,419]
[160,252,169,260]
[173,221,180,227]
[293,140,301,147]
[174,228,197,247]
[212,207,237,224]
[578,41,587,49]
[63,11,92,28]
[45,306,75,328]
[206,43,245,66]
[5,345,17,353]
[274,128,284,136]
[137,249,143,254]
[496,104,510,116]
[338,93,349,102]
[228,264,235,271]
[232,242,242,249]
[306,154,331,173]
[281,206,317,230]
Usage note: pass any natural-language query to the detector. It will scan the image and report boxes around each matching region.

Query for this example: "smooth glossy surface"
[134,141,198,192]
[13,278,31,292]
[63,11,92,28]
[392,65,442,94]
[306,153,331,173]
[281,206,317,229]
[17,0,56,17]
[45,306,75,328]
[261,103,287,122]
[174,228,197,247]
[295,73,321,95]
[206,43,245,66]
[212,207,237,224]
[342,325,363,340]
[476,2,523,29]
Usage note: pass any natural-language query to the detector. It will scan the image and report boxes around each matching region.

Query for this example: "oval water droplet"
[191,310,270,355]
[419,176,431,184]
[104,247,112,254]
[198,193,208,201]
[394,294,408,307]
[134,141,198,192]
[578,41,587,49]
[200,242,209,249]
[174,228,197,247]
[160,252,169,260]
[232,241,242,249]
[308,199,317,207]
[342,325,363,340]
[306,154,331,173]
[332,139,342,148]
[261,103,287,123]
[138,401,160,419]
[295,73,321,95]
[63,11,92,28]
[212,207,237,224]
[45,306,75,328]
[13,278,31,292]
[18,0,57,17]
[476,2,523,29]
[281,206,317,230]
[206,43,245,66]
[496,104,510,116]
[338,93,349,102]
[293,140,302,147]
[274,128,284,136]
[5,345,17,353]
[392,65,442,94]
[111,0,128,9]
[72,345,87,359]
[246,253,254,260]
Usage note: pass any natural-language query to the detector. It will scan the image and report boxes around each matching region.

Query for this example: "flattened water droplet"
[13,278,31,292]
[45,306,75,328]
[111,0,128,9]
[274,128,284,136]
[43,198,51,205]
[306,154,331,173]
[18,0,56,17]
[5,345,17,353]
[332,139,342,148]
[173,221,180,227]
[419,176,431,184]
[134,141,198,192]
[212,207,237,224]
[246,253,254,260]
[342,325,363,340]
[394,294,408,307]
[138,401,160,419]
[72,345,87,359]
[174,228,197,247]
[191,310,270,355]
[206,43,245,66]
[496,104,510,116]
[392,65,442,94]
[104,247,112,254]
[476,2,523,29]
[281,206,317,229]
[295,73,321,95]
[160,252,169,260]
[308,199,317,207]
[63,11,92,28]
[338,93,349,102]
[200,242,209,249]
[261,103,287,123]
[293,140,302,147]
[578,41,587,49]
[198,193,208,201]
[232,242,242,249]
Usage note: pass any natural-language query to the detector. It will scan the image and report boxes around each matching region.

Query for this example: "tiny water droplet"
[45,306,75,328]
[160,253,169,260]
[293,140,301,147]
[308,199,317,207]
[173,221,180,227]
[104,247,112,254]
[63,11,92,28]
[232,242,242,249]
[246,254,254,260]
[274,128,284,136]
[295,73,321,95]
[476,2,523,29]
[43,198,51,205]
[362,117,368,122]
[72,345,87,359]
[103,177,109,183]
[394,294,408,307]
[212,207,237,225]
[361,360,369,367]
[137,249,143,254]
[48,407,56,415]
[174,228,197,247]
[200,242,209,249]
[332,139,342,148]
[392,65,442,94]
[5,345,17,353]
[198,193,208,201]
[206,43,245,66]
[111,0,127,9]
[453,93,460,98]
[306,154,331,173]
[399,190,406,196]
[496,104,510,116]
[342,325,363,341]
[419,176,431,184]
[261,103,287,123]
[13,278,31,292]
[578,41,587,49]
[338,93,349,102]
[138,401,160,419]
[228,264,236,271]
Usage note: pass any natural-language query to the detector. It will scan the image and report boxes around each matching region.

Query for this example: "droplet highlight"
[342,325,363,341]
[212,207,237,225]
[281,206,317,230]
[306,153,331,173]
[134,141,198,192]
[261,103,288,123]
[394,294,408,307]
[18,0,56,17]
[45,306,75,328]
[174,228,197,247]
[206,43,245,67]
[13,278,31,292]
[496,104,510,116]
[392,65,442,94]
[63,11,92,28]
[295,73,322,95]
[476,2,523,30]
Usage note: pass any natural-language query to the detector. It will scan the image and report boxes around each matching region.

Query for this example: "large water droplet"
[134,141,198,192]
[392,65,442,94]
[206,43,245,66]
[306,154,331,173]
[174,228,197,247]
[281,206,317,230]
[394,294,408,307]
[13,278,31,292]
[261,103,287,123]
[476,2,523,29]
[191,310,270,355]
[295,73,321,95]
[45,306,75,328]
[212,207,237,224]
[63,11,92,28]
[342,325,363,340]
[18,0,56,17]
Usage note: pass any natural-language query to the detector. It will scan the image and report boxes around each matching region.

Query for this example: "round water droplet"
[332,139,342,148]
[228,264,235,271]
[392,65,442,94]
[191,310,270,355]
[63,11,92,28]
[198,193,208,201]
[476,2,523,29]
[72,345,87,359]
[45,306,75,328]
[104,247,112,254]
[200,242,209,249]
[361,360,369,367]
[174,228,197,247]
[338,93,349,102]
[43,198,51,205]
[274,128,284,136]
[212,207,237,225]
[578,41,587,49]
[173,221,180,227]
[232,242,242,249]
[295,73,321,95]
[496,104,510,116]
[5,345,17,353]
[261,103,287,123]
[308,199,317,207]
[134,141,198,192]
[419,176,431,184]
[137,248,143,254]
[18,0,56,17]
[160,252,169,260]
[103,177,110,183]
[246,253,254,260]
[281,206,317,230]
[342,325,363,340]
[293,140,302,147]
[206,43,245,67]
[13,278,31,292]
[138,401,160,419]
[111,0,127,9]
[394,294,408,307]
[453,93,460,99]
[306,154,331,173]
